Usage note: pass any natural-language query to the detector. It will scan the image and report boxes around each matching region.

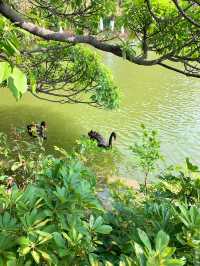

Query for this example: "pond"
[1,51,200,181]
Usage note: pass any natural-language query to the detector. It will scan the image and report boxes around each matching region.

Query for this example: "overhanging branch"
[172,0,200,28]
[0,1,171,66]
[0,1,200,78]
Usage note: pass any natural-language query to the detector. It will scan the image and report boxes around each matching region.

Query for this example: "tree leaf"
[18,236,30,246]
[0,61,11,83]
[7,67,27,100]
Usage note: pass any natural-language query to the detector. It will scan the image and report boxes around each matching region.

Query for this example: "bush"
[0,129,199,265]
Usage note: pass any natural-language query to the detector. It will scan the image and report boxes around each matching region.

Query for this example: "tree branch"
[158,62,200,78]
[0,1,170,66]
[0,1,200,79]
[172,0,200,28]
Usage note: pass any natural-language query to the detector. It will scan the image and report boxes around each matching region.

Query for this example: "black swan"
[88,130,116,149]
[27,121,47,140]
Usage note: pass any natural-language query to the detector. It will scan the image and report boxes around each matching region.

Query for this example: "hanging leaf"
[3,39,20,56]
[7,67,27,100]
[0,61,11,83]
[29,72,37,93]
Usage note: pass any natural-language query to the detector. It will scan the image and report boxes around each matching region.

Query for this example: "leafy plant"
[130,124,162,193]
[74,136,121,182]
[0,129,199,265]
[134,229,185,266]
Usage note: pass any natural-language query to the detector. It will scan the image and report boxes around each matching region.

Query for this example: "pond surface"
[1,51,200,181]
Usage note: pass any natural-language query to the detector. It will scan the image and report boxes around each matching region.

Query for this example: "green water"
[1,51,200,180]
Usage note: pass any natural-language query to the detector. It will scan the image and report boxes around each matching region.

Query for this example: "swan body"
[88,130,116,149]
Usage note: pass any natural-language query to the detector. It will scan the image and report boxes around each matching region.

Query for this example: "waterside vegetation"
[0,126,200,265]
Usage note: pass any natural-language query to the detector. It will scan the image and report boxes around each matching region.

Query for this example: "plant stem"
[144,172,148,195]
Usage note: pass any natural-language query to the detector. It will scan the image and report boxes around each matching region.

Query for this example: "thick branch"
[0,1,169,66]
[0,1,200,79]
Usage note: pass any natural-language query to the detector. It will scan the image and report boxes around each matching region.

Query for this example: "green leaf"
[137,228,152,252]
[20,247,31,256]
[31,251,40,264]
[93,216,103,228]
[104,261,113,266]
[95,225,112,234]
[134,242,146,266]
[0,61,11,83]
[53,232,65,248]
[165,258,185,266]
[7,67,27,100]
[186,158,199,172]
[89,215,94,228]
[155,230,169,251]
[0,175,8,181]
[89,253,99,266]
[38,250,52,262]
[18,236,30,246]
[161,247,176,257]
[11,161,22,171]
[3,39,20,56]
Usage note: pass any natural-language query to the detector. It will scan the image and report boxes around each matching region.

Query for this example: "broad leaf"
[7,67,27,100]
[137,229,152,252]
[31,251,40,264]
[0,61,11,83]
[155,230,169,251]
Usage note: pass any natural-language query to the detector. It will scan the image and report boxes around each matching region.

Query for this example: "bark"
[142,26,148,59]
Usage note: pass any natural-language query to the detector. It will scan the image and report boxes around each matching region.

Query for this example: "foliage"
[74,136,120,182]
[0,129,200,265]
[0,127,45,188]
[130,124,162,192]
[0,17,28,100]
[1,0,200,106]
[0,132,113,265]
[1,0,200,79]
[21,44,119,108]
[134,229,185,266]
[0,11,119,108]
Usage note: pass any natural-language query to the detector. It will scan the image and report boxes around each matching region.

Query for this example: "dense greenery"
[0,127,200,265]
[0,0,200,107]
[0,14,119,108]
[0,1,200,264]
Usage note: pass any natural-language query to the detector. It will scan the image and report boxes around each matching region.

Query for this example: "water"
[1,51,200,181]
